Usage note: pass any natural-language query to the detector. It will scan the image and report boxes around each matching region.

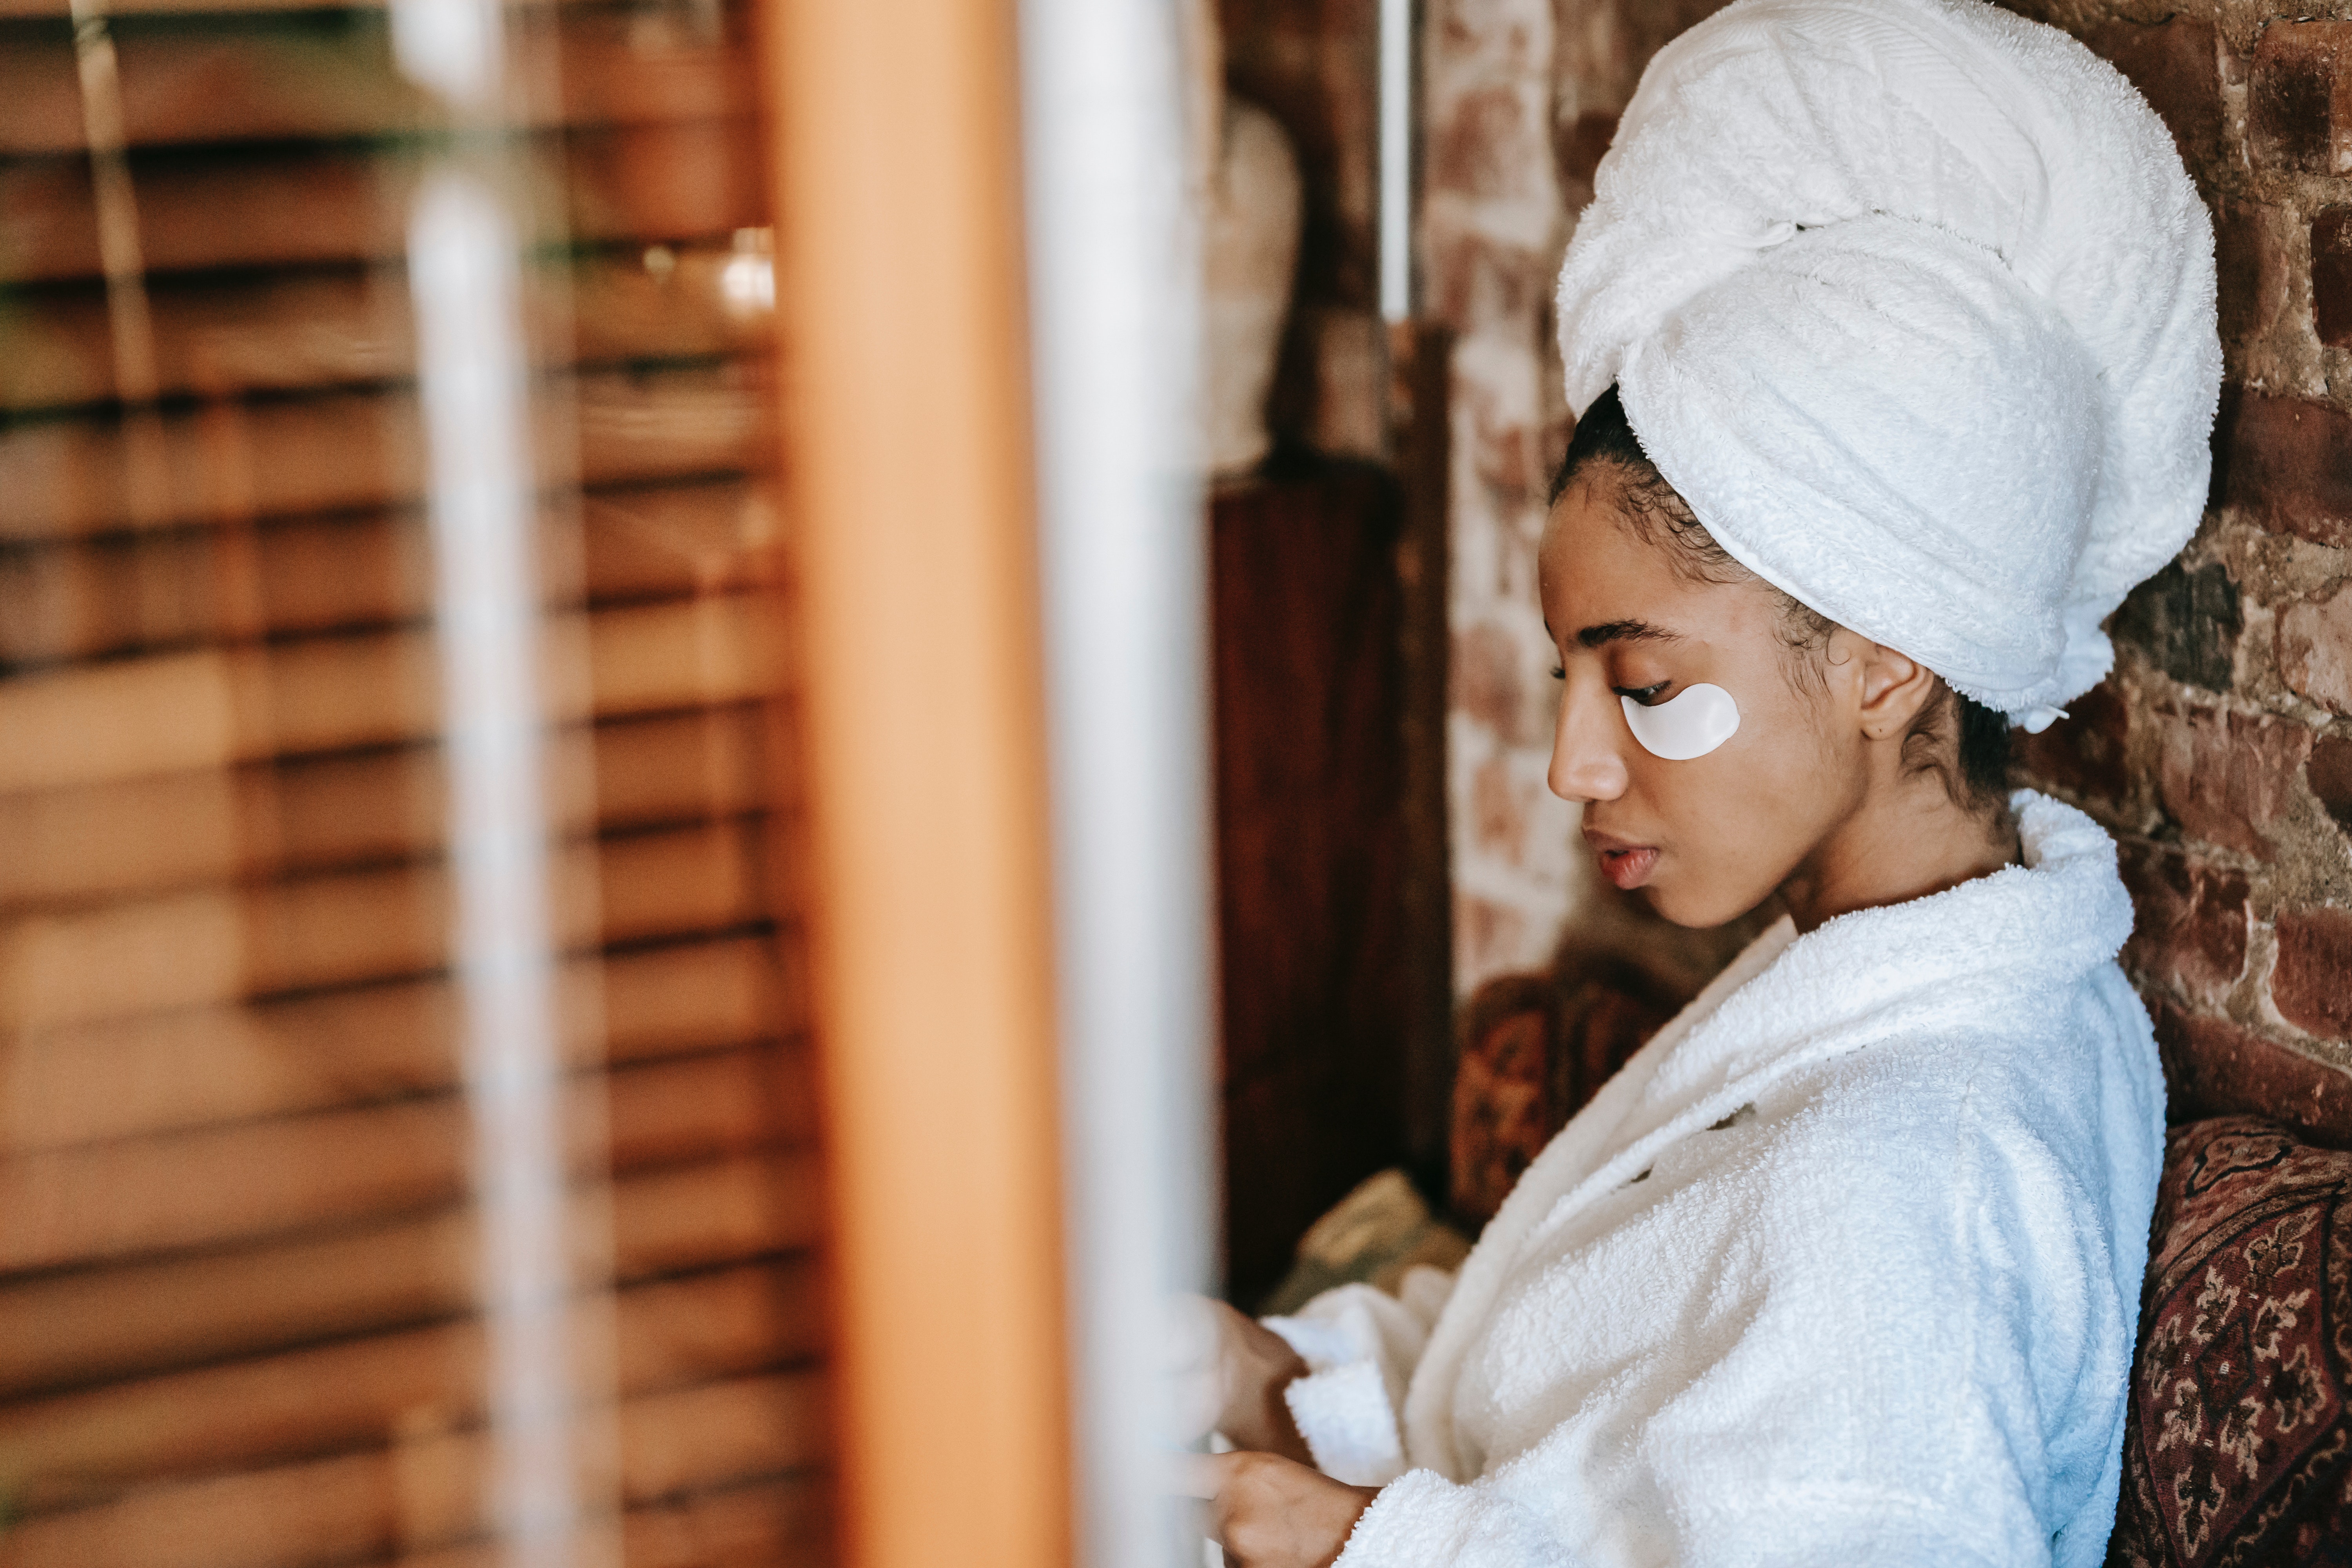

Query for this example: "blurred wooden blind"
[0,0,829,1563]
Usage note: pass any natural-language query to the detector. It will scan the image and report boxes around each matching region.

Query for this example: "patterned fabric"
[1449,984,1552,1224]
[2111,1115,2352,1566]
[1447,964,1677,1223]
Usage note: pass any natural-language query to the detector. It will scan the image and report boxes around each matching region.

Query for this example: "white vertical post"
[1379,0,1414,322]
[1016,4,1218,1567]
[408,172,581,1568]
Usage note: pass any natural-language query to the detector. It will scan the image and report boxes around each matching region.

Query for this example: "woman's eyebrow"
[1576,619,1683,649]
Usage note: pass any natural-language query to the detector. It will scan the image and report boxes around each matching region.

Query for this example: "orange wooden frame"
[762,5,1072,1568]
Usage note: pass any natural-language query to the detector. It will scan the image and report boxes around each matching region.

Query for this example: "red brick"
[2112,559,2241,692]
[2154,1000,2352,1147]
[2248,20,2352,174]
[2153,701,2312,858]
[2212,196,2287,348]
[2014,678,2130,805]
[2316,207,2352,350]
[2275,906,2352,1040]
[1452,621,1529,741]
[1424,230,1552,333]
[2119,839,2253,1004]
[2210,387,2352,548]
[2277,583,2352,716]
[2087,18,2222,174]
[1457,891,1531,991]
[1471,751,1530,853]
[1557,110,1619,190]
[2308,734,2352,831]
[1470,403,1545,510]
[1435,0,1546,63]
[1431,85,1533,201]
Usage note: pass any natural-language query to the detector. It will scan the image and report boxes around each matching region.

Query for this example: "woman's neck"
[1775,770,2019,934]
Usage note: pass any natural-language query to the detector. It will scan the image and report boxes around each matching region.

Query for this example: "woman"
[1174,0,2220,1562]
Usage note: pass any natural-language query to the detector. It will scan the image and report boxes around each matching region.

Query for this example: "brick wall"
[1425,0,1576,995]
[1433,0,2352,1126]
[2003,0,2352,1141]
[1427,0,1735,995]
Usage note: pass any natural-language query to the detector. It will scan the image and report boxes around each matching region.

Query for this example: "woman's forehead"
[1539,490,1776,650]
[1540,487,1696,612]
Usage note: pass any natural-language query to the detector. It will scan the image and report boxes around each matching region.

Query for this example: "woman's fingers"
[1169,1369,1227,1445]
[1167,1451,1374,1568]
[1161,1296,1235,1443]
[1169,1450,1232,1500]
[1157,1294,1314,1457]
[1161,1295,1227,1369]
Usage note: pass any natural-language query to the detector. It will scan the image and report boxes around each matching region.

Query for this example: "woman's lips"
[1586,833,1661,891]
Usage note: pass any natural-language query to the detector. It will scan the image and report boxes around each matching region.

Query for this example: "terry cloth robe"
[1266,792,2164,1568]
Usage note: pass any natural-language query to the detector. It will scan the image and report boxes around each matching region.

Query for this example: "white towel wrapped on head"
[1554,0,2220,726]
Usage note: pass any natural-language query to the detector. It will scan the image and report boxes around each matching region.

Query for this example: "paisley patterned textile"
[1447,965,1677,1224]
[2110,1116,2352,1567]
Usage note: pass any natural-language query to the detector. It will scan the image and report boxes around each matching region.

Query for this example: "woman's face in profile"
[1537,473,1865,929]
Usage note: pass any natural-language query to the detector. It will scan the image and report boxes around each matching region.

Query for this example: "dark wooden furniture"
[1211,456,1419,1303]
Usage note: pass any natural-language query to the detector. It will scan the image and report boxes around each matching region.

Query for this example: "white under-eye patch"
[1622,683,1740,760]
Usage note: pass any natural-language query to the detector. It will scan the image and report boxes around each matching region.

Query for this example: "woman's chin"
[1641,878,1757,931]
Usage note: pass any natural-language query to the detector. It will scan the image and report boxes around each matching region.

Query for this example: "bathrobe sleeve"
[1326,1043,2142,1568]
[1259,1268,1454,1487]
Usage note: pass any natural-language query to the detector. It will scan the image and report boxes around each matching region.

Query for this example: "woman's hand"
[1175,1450,1376,1568]
[1161,1295,1314,1461]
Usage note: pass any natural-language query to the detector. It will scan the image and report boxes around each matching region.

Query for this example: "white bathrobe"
[1268,793,2163,1567]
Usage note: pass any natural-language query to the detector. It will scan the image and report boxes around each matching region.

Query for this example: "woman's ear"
[1852,639,1940,740]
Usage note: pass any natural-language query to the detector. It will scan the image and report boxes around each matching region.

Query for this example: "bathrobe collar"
[1404,789,2133,1475]
[1639,788,2132,1121]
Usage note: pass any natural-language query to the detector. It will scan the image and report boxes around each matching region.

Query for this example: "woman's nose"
[1548,679,1629,804]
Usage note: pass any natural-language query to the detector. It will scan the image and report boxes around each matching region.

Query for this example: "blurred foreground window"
[0,0,829,1563]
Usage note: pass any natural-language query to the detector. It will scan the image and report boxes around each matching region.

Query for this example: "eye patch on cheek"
[1621,683,1740,761]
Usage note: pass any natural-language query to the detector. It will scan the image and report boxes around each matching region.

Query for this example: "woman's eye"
[1549,665,1566,682]
[1613,682,1671,706]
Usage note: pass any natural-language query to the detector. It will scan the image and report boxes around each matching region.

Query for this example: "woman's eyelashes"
[1547,666,1674,706]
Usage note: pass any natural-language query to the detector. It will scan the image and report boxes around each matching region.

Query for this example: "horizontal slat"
[0,1257,821,1514]
[383,1474,830,1568]
[0,480,783,670]
[0,9,755,156]
[0,1370,826,1568]
[0,704,777,910]
[0,590,778,796]
[0,1147,823,1397]
[0,933,796,1155]
[0,248,774,412]
[0,362,772,542]
[0,120,764,283]
[0,0,606,20]
[0,1043,813,1272]
[1,811,775,1030]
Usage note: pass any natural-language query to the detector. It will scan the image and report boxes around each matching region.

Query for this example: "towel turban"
[1554,0,2220,728]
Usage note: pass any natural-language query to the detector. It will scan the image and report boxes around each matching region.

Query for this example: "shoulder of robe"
[1722,1030,2121,1238]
